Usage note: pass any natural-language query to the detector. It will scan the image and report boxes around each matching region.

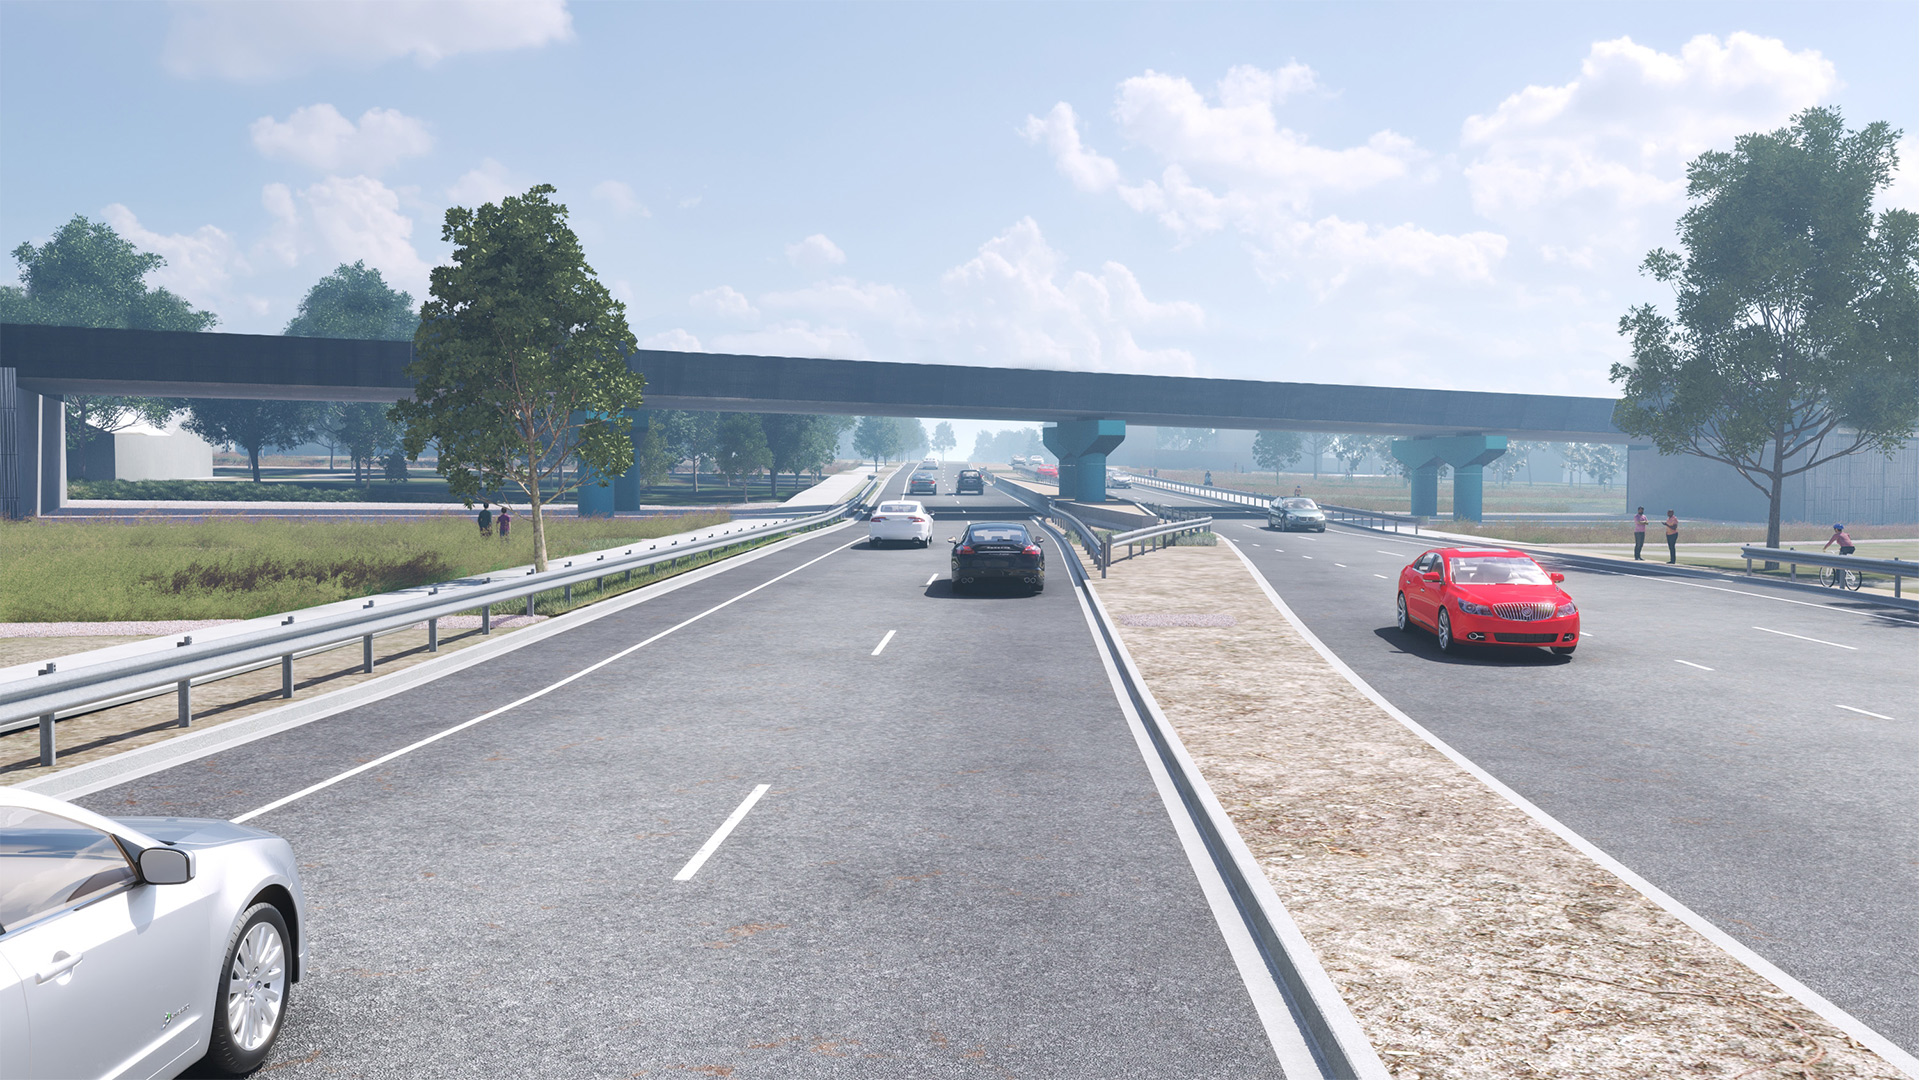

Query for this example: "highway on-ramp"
[1220,515,1918,1053]
[77,464,1287,1078]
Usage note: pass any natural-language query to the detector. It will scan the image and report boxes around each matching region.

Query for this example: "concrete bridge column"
[1390,435,1507,522]
[1043,419,1125,503]
[2,370,64,520]
[576,409,647,517]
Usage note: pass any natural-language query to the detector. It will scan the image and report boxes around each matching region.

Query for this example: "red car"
[1396,547,1580,657]
[1036,464,1058,480]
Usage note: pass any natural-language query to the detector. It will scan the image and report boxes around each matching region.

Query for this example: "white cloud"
[690,285,759,321]
[446,159,525,207]
[99,204,248,315]
[258,183,301,267]
[249,104,432,175]
[299,176,432,297]
[1462,33,1838,233]
[785,233,846,271]
[761,278,916,323]
[711,322,868,360]
[1266,217,1509,293]
[640,329,705,352]
[164,0,572,80]
[591,180,648,218]
[1020,103,1121,193]
[679,195,703,209]
[940,217,1201,374]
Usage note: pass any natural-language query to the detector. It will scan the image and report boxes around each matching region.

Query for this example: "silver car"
[0,787,306,1079]
[1268,496,1328,532]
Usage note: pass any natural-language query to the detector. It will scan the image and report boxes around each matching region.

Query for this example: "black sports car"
[949,521,1045,595]
[955,469,984,494]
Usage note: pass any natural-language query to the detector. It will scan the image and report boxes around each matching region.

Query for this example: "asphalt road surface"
[83,464,1283,1078]
[1221,516,1918,1052]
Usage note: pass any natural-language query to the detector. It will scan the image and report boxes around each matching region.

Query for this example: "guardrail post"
[428,618,439,653]
[281,655,293,698]
[482,606,492,635]
[564,583,573,605]
[362,635,374,673]
[177,680,191,727]
[1789,563,1796,583]
[38,715,54,766]
[527,594,536,617]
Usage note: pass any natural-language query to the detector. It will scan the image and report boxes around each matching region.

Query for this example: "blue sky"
[3,1,1914,443]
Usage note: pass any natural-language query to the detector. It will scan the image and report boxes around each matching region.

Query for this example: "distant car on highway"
[1106,470,1133,489]
[0,787,306,1079]
[869,500,933,547]
[956,469,985,494]
[921,457,939,469]
[907,472,939,497]
[1009,455,1028,467]
[1035,464,1058,481]
[949,521,1046,594]
[1397,547,1579,656]
[1267,497,1327,532]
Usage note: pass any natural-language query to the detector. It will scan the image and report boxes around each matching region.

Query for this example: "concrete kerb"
[1040,516,1390,1078]
[19,519,859,803]
[1217,535,1920,1077]
[1340,520,1919,613]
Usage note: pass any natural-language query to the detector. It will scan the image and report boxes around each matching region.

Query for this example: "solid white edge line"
[1675,659,1715,671]
[230,538,860,825]
[1220,536,1918,1077]
[1835,704,1896,720]
[1753,626,1858,650]
[673,783,771,881]
[871,629,896,656]
[1065,581,1339,1078]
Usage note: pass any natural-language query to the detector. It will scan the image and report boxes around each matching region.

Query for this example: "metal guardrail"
[1319,503,1422,534]
[1740,545,1913,598]
[988,472,1108,575]
[3,475,886,765]
[1129,474,1271,508]
[1104,517,1215,572]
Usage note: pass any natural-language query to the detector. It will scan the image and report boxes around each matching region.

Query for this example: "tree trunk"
[529,475,549,573]
[691,460,700,494]
[1763,431,1786,569]
[249,445,262,482]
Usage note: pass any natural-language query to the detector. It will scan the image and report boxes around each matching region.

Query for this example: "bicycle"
[1818,565,1863,591]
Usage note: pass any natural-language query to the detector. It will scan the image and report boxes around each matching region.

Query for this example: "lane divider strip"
[674,784,771,881]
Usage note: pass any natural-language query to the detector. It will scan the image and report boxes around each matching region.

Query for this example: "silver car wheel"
[1396,593,1410,632]
[228,920,287,1051]
[1436,608,1455,653]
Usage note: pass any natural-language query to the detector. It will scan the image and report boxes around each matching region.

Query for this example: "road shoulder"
[1090,540,1908,1080]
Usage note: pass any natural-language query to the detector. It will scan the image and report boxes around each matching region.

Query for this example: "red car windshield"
[1447,556,1552,586]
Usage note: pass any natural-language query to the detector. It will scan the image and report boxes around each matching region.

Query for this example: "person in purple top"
[497,506,513,541]
[1632,506,1648,560]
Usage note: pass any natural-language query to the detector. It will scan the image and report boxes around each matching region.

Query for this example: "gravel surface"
[1092,540,1908,1080]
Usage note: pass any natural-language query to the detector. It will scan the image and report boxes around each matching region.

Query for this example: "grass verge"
[0,512,729,621]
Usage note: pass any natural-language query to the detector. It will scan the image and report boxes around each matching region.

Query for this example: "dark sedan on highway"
[949,521,1045,595]
[907,472,939,496]
[1268,497,1327,531]
[955,469,984,494]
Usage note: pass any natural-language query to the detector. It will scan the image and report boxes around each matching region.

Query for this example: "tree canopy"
[182,400,325,482]
[1251,430,1304,483]
[1612,107,1917,546]
[280,262,418,483]
[853,415,903,465]
[393,185,643,571]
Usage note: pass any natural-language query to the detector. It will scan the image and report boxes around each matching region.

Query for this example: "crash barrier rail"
[1031,517,1390,1079]
[1,475,886,766]
[1739,546,1913,598]
[988,472,1107,575]
[1319,503,1423,534]
[1129,473,1272,508]
[1103,518,1215,575]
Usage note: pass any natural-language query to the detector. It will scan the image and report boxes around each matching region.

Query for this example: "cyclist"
[1822,524,1858,588]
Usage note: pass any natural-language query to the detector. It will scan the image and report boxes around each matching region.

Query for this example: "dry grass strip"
[1091,541,1904,1080]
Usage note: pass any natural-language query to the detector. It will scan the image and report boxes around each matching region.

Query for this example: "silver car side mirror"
[138,846,194,885]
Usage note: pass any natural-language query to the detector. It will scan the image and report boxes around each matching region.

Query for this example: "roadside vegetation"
[0,513,727,622]
[1441,520,1915,546]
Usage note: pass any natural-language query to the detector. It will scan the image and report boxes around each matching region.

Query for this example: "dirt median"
[1090,540,1904,1080]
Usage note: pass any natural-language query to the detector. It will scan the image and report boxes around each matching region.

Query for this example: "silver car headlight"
[1456,600,1492,616]
[1556,601,1577,617]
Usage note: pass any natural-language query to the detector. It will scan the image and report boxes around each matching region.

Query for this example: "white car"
[0,787,306,1079]
[869,500,933,547]
[1106,470,1133,488]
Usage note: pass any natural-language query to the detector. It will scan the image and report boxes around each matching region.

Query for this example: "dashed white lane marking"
[1376,550,1405,557]
[1835,704,1895,720]
[1373,573,1388,579]
[1753,626,1856,650]
[1334,563,1348,568]
[871,629,896,656]
[673,784,771,881]
[1674,659,1714,671]
[1301,555,1313,560]
[231,538,859,825]
[925,573,938,586]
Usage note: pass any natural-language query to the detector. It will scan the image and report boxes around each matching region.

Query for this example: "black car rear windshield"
[966,526,1029,544]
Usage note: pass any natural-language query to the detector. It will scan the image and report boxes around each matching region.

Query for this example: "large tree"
[762,414,850,496]
[182,400,325,482]
[853,415,903,467]
[393,185,643,571]
[286,261,418,483]
[712,413,772,500]
[1,215,215,475]
[930,420,956,461]
[1613,107,1917,549]
[1251,430,1304,485]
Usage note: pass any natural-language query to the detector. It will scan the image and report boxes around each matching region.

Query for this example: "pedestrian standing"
[497,506,512,541]
[1294,484,1303,497]
[1632,506,1648,560]
[1664,509,1680,563]
[477,502,493,538]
